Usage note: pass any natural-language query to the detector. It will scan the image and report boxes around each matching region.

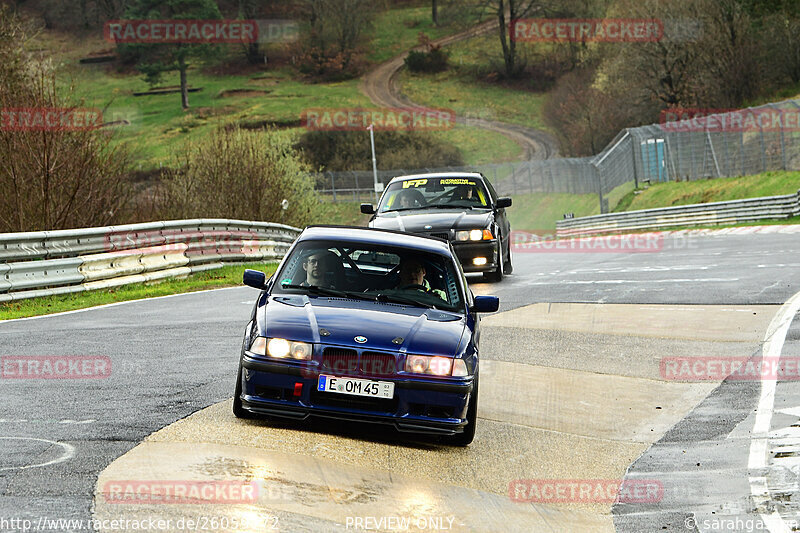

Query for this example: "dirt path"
[360,19,559,161]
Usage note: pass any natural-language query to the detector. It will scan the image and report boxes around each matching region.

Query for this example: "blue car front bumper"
[239,354,475,435]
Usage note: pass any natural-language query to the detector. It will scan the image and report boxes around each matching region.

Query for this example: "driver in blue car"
[302,250,341,289]
[396,258,446,300]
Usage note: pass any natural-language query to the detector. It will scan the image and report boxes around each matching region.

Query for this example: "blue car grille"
[321,348,358,375]
[360,352,398,377]
[320,347,398,378]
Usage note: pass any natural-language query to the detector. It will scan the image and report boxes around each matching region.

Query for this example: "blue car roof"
[300,226,451,255]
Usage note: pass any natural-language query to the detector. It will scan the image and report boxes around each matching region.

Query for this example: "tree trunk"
[179,56,189,110]
[432,0,439,26]
[496,0,516,77]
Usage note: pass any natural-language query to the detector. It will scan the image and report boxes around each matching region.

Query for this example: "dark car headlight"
[455,229,494,241]
[250,337,313,361]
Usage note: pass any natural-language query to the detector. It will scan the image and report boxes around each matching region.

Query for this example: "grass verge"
[398,34,550,132]
[614,171,800,212]
[0,262,277,321]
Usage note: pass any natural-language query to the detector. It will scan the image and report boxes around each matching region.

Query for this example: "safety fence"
[555,189,800,236]
[0,219,301,302]
[315,98,800,213]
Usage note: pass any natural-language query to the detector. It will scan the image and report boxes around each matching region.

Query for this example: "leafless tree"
[479,0,546,78]
[0,6,133,232]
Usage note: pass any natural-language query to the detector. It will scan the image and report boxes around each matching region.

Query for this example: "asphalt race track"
[2,226,800,532]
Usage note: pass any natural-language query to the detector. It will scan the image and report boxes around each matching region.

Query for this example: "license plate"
[317,375,394,399]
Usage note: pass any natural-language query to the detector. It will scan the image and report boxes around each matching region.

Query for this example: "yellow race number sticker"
[402,179,428,188]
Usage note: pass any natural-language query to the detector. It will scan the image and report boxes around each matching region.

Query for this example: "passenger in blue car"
[396,258,446,301]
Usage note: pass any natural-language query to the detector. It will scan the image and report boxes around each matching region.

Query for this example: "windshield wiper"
[280,284,348,298]
[375,293,436,309]
[427,204,476,210]
[383,207,427,213]
[341,291,380,302]
[280,285,380,302]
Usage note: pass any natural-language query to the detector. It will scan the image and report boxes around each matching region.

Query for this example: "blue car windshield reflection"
[273,240,465,314]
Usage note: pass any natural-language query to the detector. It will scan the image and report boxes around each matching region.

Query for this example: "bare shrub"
[158,126,317,227]
[0,6,133,232]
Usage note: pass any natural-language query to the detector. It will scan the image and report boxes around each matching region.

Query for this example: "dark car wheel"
[483,240,503,282]
[503,243,513,275]
[444,376,478,446]
[233,361,256,419]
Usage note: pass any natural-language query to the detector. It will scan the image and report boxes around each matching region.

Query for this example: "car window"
[483,177,499,203]
[378,177,491,212]
[274,240,464,313]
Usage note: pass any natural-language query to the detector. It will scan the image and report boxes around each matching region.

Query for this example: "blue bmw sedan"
[233,226,499,446]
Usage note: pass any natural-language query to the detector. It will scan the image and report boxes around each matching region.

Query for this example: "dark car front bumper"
[453,240,499,273]
[240,354,475,435]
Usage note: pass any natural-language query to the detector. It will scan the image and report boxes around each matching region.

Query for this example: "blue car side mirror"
[473,295,499,313]
[243,269,267,290]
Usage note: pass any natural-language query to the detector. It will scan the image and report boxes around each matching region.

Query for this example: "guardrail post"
[330,172,337,203]
[527,162,533,194]
[594,164,606,214]
[512,165,518,196]
[739,132,745,175]
[630,131,639,189]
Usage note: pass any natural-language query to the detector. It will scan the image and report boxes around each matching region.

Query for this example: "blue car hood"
[260,296,467,357]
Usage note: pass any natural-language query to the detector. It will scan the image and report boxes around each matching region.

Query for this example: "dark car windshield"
[273,240,465,313]
[378,177,490,213]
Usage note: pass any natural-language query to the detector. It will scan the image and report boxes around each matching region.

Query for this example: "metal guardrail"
[0,219,301,302]
[556,190,800,237]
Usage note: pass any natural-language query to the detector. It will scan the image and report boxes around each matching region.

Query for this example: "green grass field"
[398,35,551,132]
[368,6,475,64]
[614,171,800,212]
[34,6,498,170]
[0,262,278,320]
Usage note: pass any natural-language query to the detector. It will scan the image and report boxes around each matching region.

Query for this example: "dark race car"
[361,173,513,282]
[234,226,500,446]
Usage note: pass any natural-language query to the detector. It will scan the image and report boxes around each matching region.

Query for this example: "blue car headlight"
[405,355,469,377]
[250,337,313,361]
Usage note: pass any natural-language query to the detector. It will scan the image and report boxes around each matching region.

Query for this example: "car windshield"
[378,177,490,213]
[273,240,465,313]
